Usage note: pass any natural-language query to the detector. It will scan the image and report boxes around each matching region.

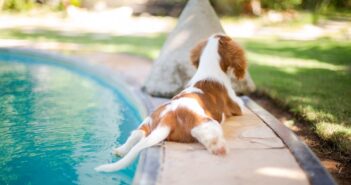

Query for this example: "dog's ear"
[190,40,207,68]
[218,36,247,80]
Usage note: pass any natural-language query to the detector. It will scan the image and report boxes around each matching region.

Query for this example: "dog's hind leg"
[191,119,228,155]
[112,130,145,157]
[112,117,151,156]
[95,126,171,172]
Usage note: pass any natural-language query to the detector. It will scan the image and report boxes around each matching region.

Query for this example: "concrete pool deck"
[158,106,308,185]
[73,52,334,185]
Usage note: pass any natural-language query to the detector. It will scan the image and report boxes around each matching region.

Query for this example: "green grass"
[1,28,350,153]
[238,38,351,153]
[0,29,166,59]
[221,11,314,29]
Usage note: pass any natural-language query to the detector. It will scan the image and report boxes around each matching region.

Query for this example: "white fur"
[112,117,153,156]
[141,116,153,126]
[142,117,152,124]
[95,126,171,172]
[112,130,145,157]
[191,120,227,154]
[188,35,243,109]
[188,36,224,86]
[160,97,206,118]
[221,113,226,124]
[181,86,204,94]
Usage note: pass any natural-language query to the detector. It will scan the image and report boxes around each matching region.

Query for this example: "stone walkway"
[75,51,311,185]
[159,107,309,185]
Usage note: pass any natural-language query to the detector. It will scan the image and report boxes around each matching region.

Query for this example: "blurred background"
[0,0,350,184]
[1,0,351,18]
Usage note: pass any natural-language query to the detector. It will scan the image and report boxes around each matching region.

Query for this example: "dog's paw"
[208,138,228,156]
[213,146,228,155]
[112,147,127,157]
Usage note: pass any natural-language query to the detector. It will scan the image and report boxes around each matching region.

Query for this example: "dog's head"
[190,34,247,80]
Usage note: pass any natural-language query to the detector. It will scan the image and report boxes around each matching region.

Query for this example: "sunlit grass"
[0,29,166,59]
[239,38,351,153]
[0,28,350,153]
[221,11,314,28]
[247,51,347,71]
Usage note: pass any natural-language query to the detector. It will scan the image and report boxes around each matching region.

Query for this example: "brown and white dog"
[95,34,247,172]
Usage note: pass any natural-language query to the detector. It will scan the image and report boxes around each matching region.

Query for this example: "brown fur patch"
[190,40,207,68]
[174,80,242,122]
[217,35,247,79]
[139,102,206,143]
[139,103,169,136]
[160,108,206,143]
[194,80,242,117]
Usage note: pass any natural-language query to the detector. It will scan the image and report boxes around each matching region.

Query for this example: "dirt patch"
[250,93,351,185]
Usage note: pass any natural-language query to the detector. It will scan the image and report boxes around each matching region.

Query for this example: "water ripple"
[0,61,141,185]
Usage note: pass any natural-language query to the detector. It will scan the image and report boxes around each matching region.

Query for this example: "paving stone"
[241,126,277,138]
[158,148,309,185]
[157,105,309,185]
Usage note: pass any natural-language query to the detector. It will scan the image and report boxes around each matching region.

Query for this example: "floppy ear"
[190,40,207,68]
[218,37,247,80]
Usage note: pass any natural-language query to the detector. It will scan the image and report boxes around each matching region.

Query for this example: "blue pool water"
[0,50,143,185]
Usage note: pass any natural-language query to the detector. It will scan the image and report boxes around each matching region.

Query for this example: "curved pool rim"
[0,47,158,185]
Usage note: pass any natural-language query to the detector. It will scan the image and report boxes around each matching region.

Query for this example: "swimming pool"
[0,49,146,185]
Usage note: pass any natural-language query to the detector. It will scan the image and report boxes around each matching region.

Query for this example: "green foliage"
[2,0,34,11]
[211,0,303,15]
[69,0,80,7]
[261,0,302,10]
[210,0,250,15]
[302,0,351,10]
[211,0,351,16]
[1,0,82,11]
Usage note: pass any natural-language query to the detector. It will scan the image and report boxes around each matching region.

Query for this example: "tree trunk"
[143,0,256,98]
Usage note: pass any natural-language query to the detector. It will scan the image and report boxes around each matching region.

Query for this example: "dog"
[95,33,247,172]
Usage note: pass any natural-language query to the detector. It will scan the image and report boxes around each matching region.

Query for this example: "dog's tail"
[95,126,170,172]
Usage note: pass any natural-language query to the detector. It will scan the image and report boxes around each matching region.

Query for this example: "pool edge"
[1,47,160,184]
[242,96,336,185]
[132,91,163,185]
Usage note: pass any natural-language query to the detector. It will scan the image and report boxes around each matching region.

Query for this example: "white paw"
[112,147,127,157]
[208,138,228,156]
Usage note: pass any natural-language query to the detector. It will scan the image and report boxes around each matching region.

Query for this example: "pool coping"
[132,92,163,185]
[242,96,336,185]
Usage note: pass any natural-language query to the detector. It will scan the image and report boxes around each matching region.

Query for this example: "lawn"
[1,28,350,153]
[0,29,166,59]
[240,38,351,153]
